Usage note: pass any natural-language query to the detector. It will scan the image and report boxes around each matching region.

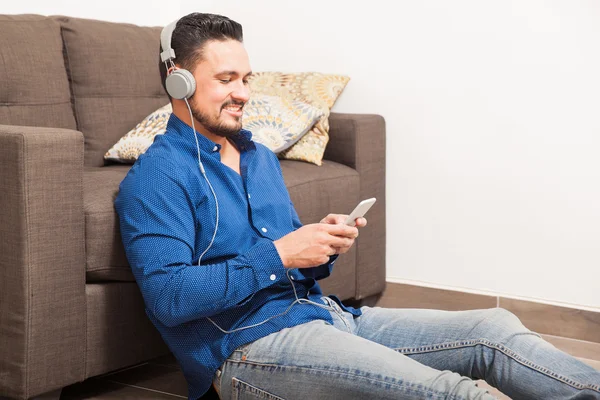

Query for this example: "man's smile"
[222,102,244,117]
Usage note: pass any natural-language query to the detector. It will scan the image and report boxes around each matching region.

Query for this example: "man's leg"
[214,316,497,400]
[353,304,600,399]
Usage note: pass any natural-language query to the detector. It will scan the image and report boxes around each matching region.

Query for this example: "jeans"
[212,296,600,399]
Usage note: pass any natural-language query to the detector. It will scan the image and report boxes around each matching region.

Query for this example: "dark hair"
[159,13,244,98]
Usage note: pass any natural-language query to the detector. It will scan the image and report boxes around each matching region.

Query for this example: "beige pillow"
[104,103,172,162]
[104,94,323,163]
[247,72,350,165]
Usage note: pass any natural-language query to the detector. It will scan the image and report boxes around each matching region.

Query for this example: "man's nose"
[231,81,250,103]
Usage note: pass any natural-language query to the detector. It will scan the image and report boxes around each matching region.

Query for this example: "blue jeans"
[212,296,600,399]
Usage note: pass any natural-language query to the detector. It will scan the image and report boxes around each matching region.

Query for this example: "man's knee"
[478,307,532,338]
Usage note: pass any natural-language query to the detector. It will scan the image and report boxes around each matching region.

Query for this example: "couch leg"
[30,388,62,400]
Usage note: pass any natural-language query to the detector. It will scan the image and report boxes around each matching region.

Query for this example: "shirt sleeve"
[115,156,288,328]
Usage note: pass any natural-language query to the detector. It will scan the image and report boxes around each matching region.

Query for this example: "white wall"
[187,0,600,310]
[4,1,600,309]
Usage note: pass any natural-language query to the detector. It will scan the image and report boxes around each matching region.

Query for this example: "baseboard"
[377,281,600,346]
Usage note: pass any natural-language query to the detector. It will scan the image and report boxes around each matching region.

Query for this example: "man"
[115,12,600,400]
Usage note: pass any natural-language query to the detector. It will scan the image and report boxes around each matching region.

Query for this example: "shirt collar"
[166,113,255,154]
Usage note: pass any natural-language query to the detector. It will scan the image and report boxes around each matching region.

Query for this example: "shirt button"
[247,194,251,199]
[270,274,276,281]
[261,227,267,233]
[213,145,218,152]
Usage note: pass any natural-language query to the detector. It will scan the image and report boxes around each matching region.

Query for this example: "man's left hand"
[318,214,367,255]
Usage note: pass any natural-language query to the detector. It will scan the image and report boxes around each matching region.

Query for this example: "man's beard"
[190,99,244,138]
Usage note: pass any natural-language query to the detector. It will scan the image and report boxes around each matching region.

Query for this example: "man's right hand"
[273,223,358,268]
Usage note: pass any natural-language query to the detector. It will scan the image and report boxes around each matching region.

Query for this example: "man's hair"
[158,13,244,98]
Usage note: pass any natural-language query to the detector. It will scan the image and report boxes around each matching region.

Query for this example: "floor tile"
[577,357,600,371]
[61,379,181,399]
[500,297,600,343]
[542,334,600,362]
[149,354,180,368]
[98,363,187,397]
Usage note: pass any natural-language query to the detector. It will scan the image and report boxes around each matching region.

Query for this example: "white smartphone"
[344,198,377,226]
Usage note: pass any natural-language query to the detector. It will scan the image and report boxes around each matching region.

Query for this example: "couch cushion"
[281,160,359,225]
[84,165,133,282]
[85,282,169,377]
[85,161,360,292]
[0,15,76,130]
[53,16,168,167]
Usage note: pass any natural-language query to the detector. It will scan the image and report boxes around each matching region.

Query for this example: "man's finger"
[323,223,358,238]
[354,217,368,228]
[320,214,346,225]
[327,235,355,249]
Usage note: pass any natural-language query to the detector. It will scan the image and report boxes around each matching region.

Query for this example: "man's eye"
[220,79,230,84]
[242,80,249,85]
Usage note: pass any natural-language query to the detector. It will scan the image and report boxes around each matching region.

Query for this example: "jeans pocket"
[232,377,286,400]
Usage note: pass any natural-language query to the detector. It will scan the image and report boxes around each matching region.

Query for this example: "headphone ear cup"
[165,69,196,100]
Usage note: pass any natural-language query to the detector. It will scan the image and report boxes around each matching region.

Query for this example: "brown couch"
[0,14,386,400]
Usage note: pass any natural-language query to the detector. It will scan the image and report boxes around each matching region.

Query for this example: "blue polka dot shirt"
[114,114,360,399]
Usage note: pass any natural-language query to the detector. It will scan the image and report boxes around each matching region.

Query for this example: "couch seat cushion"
[84,165,133,282]
[85,160,359,294]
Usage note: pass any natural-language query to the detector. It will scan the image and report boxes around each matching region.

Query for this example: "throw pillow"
[243,95,323,152]
[104,94,323,163]
[247,72,350,165]
[104,103,172,162]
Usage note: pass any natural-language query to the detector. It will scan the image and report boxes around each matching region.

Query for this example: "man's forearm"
[137,239,288,327]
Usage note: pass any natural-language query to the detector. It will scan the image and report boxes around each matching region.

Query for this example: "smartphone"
[344,198,376,226]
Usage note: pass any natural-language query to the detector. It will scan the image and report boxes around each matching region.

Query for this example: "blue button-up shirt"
[114,114,360,399]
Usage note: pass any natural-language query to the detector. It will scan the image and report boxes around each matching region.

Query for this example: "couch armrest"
[324,113,386,300]
[0,125,86,399]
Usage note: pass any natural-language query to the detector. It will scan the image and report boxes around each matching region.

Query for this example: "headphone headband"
[159,17,196,100]
[160,19,179,62]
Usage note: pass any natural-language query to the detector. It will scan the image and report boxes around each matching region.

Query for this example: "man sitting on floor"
[115,12,600,400]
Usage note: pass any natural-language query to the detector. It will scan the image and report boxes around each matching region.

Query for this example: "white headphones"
[160,19,196,100]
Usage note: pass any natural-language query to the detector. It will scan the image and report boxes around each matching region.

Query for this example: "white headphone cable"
[183,98,219,266]
[182,100,334,334]
[206,268,335,334]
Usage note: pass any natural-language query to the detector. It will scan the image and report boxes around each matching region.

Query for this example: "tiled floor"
[59,298,600,400]
[59,337,600,400]
[59,350,600,399]
[61,355,189,399]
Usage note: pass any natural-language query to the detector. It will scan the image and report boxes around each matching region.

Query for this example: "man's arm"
[115,156,288,328]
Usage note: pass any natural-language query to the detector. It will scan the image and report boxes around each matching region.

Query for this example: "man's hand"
[274,223,359,268]
[319,214,367,255]
[320,214,368,228]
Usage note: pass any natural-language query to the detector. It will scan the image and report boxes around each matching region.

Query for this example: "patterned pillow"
[247,72,350,165]
[104,94,323,163]
[104,103,172,162]
[243,95,323,152]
